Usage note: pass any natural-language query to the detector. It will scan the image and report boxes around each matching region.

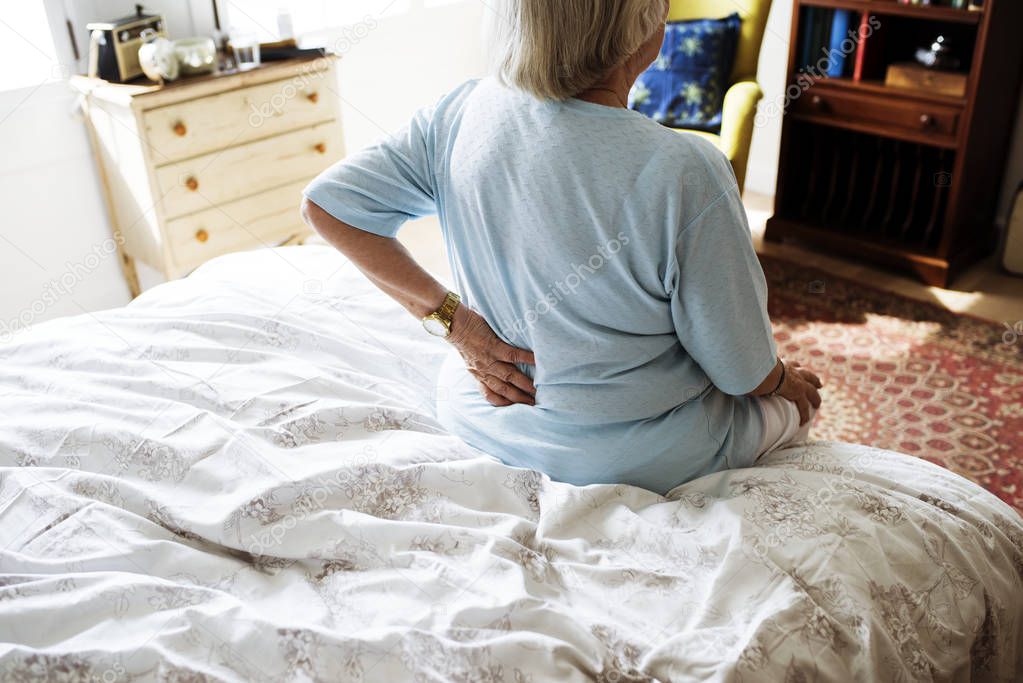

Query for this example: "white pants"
[753,396,817,463]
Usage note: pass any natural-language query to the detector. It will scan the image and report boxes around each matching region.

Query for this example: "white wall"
[332,1,487,153]
[0,82,131,336]
[745,0,792,196]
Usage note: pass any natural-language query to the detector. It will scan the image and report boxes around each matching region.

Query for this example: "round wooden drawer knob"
[173,122,187,137]
[185,176,199,191]
[811,94,825,110]
[195,228,209,243]
[314,142,327,154]
[920,114,934,127]
[307,92,319,104]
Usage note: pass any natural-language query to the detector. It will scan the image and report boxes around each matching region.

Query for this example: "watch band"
[435,291,461,326]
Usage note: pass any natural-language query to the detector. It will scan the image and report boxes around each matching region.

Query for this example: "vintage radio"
[87,5,165,83]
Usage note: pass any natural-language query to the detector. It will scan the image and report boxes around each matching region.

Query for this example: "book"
[818,10,835,74]
[804,8,825,74]
[844,14,861,78]
[826,10,853,78]
[811,9,824,73]
[799,7,816,69]
[852,13,884,81]
[799,8,862,79]
[800,7,829,74]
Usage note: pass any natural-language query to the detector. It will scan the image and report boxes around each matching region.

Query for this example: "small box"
[884,62,968,98]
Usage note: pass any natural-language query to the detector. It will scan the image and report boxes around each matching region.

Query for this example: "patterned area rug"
[760,254,1023,515]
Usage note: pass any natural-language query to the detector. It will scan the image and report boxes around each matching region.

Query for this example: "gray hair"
[487,0,665,101]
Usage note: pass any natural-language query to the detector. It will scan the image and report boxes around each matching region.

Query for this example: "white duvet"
[1,246,1021,682]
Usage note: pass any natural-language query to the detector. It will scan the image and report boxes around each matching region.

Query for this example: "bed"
[1,246,1021,682]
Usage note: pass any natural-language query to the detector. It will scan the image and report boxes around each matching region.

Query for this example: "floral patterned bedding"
[1,247,1021,682]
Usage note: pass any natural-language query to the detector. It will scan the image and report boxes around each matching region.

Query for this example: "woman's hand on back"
[448,305,537,407]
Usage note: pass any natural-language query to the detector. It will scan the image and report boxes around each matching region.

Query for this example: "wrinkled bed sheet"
[1,247,1020,682]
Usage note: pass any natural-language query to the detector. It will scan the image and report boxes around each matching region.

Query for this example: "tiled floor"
[398,192,1023,326]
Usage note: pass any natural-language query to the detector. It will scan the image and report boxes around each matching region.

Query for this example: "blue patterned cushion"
[628,13,742,133]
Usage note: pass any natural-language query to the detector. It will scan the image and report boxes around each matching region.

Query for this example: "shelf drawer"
[143,72,338,165]
[155,120,341,220]
[165,178,311,274]
[789,87,961,146]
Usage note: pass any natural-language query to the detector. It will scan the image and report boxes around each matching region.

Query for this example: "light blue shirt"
[305,78,776,495]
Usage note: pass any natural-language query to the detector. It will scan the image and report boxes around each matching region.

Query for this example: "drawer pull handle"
[307,92,319,104]
[185,176,199,191]
[314,142,327,154]
[173,122,187,137]
[811,94,826,111]
[920,114,935,128]
[195,229,209,243]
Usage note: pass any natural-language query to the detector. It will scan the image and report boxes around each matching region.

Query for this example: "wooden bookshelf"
[765,0,1023,287]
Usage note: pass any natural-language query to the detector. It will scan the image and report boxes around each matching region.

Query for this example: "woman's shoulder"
[627,121,735,197]
[430,78,486,117]
[642,120,731,173]
[423,78,512,135]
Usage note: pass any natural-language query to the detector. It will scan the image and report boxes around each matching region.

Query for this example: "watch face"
[423,316,449,337]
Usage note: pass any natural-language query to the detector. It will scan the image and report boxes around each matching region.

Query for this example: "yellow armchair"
[667,0,772,189]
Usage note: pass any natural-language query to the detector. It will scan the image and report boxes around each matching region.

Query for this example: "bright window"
[220,0,411,42]
[0,4,60,92]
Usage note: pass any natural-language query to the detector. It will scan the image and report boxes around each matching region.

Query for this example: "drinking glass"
[230,32,261,71]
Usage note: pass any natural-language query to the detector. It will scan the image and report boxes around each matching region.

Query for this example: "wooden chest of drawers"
[72,58,344,295]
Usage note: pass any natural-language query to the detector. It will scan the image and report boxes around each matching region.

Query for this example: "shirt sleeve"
[303,105,438,238]
[667,186,778,396]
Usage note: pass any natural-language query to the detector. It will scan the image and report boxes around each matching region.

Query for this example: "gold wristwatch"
[422,292,461,338]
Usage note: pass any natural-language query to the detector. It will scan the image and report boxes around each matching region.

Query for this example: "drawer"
[143,72,338,164]
[790,87,960,145]
[155,121,341,220]
[165,178,311,274]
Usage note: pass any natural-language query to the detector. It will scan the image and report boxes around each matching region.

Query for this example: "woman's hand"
[776,361,823,425]
[448,305,537,407]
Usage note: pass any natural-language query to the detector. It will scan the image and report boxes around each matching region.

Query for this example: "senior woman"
[301,0,822,495]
